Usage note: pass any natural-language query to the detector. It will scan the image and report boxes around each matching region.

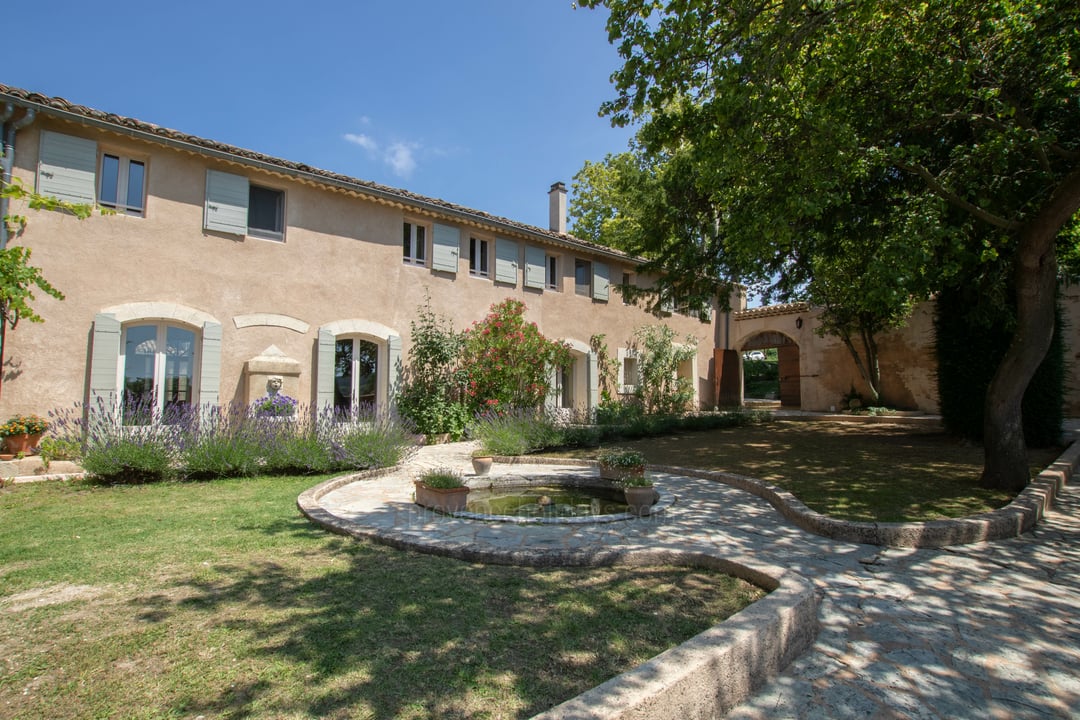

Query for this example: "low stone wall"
[530,553,817,720]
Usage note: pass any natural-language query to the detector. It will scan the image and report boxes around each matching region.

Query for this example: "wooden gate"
[777,345,801,407]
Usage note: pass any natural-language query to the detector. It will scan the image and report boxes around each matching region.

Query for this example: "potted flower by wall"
[620,473,657,516]
[0,414,48,455]
[414,468,470,513]
[471,446,494,476]
[596,447,647,481]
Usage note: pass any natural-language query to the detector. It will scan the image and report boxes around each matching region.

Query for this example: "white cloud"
[385,141,419,178]
[344,133,378,152]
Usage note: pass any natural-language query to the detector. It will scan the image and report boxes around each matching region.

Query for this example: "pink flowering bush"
[460,299,571,414]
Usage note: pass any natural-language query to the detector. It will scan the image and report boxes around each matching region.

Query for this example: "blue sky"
[4,0,635,231]
[4,1,634,230]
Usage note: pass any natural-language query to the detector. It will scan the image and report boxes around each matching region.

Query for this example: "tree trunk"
[839,330,881,405]
[981,165,1080,490]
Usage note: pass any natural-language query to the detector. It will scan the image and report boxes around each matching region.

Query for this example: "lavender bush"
[48,397,418,483]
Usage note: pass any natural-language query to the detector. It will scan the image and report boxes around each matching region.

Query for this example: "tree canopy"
[578,0,1080,489]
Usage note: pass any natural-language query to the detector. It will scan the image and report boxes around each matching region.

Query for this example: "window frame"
[574,259,592,297]
[333,336,382,417]
[469,236,491,278]
[546,254,559,290]
[247,182,285,241]
[98,152,147,217]
[403,220,428,266]
[118,321,200,425]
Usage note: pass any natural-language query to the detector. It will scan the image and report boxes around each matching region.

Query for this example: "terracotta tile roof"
[732,302,810,320]
[0,83,634,263]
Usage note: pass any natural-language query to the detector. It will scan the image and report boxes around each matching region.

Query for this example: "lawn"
[547,418,1066,522]
[0,475,763,720]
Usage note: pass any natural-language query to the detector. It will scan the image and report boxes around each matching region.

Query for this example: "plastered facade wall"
[1,117,716,417]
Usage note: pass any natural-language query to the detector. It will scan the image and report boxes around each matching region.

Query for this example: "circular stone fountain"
[450,473,675,524]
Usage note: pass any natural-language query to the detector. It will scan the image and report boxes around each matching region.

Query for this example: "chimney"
[548,181,567,234]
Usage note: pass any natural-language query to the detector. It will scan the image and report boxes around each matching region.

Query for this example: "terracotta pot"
[414,481,470,513]
[598,462,646,481]
[4,433,42,455]
[623,485,657,516]
[471,456,494,476]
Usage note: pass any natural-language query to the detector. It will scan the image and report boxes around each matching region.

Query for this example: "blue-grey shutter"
[316,328,336,412]
[88,313,121,413]
[592,261,610,301]
[544,366,558,413]
[386,334,402,409]
[587,351,599,411]
[660,294,675,314]
[494,238,519,285]
[198,321,222,411]
[38,131,97,204]
[204,170,249,235]
[524,245,546,289]
[431,223,461,273]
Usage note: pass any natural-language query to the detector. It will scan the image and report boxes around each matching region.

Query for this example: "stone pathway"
[309,441,1080,719]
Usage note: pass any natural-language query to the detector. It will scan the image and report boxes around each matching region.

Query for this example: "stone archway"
[741,331,800,407]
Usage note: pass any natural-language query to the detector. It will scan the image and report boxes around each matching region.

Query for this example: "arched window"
[334,337,379,415]
[120,323,198,424]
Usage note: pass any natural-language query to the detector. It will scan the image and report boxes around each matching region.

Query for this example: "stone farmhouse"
[0,83,1077,422]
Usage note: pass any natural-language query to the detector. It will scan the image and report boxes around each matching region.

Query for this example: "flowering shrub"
[0,414,48,437]
[460,299,572,414]
[251,393,298,417]
[396,299,470,439]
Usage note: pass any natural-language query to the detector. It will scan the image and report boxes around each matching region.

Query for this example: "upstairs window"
[403,222,427,265]
[98,154,146,216]
[204,170,286,241]
[547,255,558,290]
[575,259,591,296]
[248,184,284,240]
[470,237,490,277]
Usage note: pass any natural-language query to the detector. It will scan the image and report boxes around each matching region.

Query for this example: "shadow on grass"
[132,543,751,719]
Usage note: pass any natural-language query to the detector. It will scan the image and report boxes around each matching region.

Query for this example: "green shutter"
[204,170,249,235]
[592,261,610,301]
[88,313,121,413]
[316,328,336,412]
[198,321,222,411]
[494,238,519,285]
[431,223,461,273]
[386,334,402,409]
[38,131,97,204]
[524,245,546,289]
[544,366,558,413]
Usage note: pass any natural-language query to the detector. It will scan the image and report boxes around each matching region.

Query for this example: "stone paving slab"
[302,439,1080,719]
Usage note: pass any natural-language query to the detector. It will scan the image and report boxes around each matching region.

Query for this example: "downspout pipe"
[1,104,36,250]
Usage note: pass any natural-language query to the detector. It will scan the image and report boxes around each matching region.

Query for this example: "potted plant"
[0,414,48,455]
[596,447,647,481]
[414,468,470,513]
[620,473,657,516]
[471,446,494,476]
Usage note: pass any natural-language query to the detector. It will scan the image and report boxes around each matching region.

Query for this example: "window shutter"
[494,238,519,285]
[544,366,558,413]
[524,245,546,289]
[88,313,121,413]
[587,351,599,411]
[316,328,336,412]
[38,131,97,204]
[198,321,223,411]
[204,170,249,235]
[660,294,675,314]
[431,223,461,273]
[386,334,403,408]
[592,261,610,301]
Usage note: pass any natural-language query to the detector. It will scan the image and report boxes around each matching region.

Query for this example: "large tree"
[580,0,1080,490]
